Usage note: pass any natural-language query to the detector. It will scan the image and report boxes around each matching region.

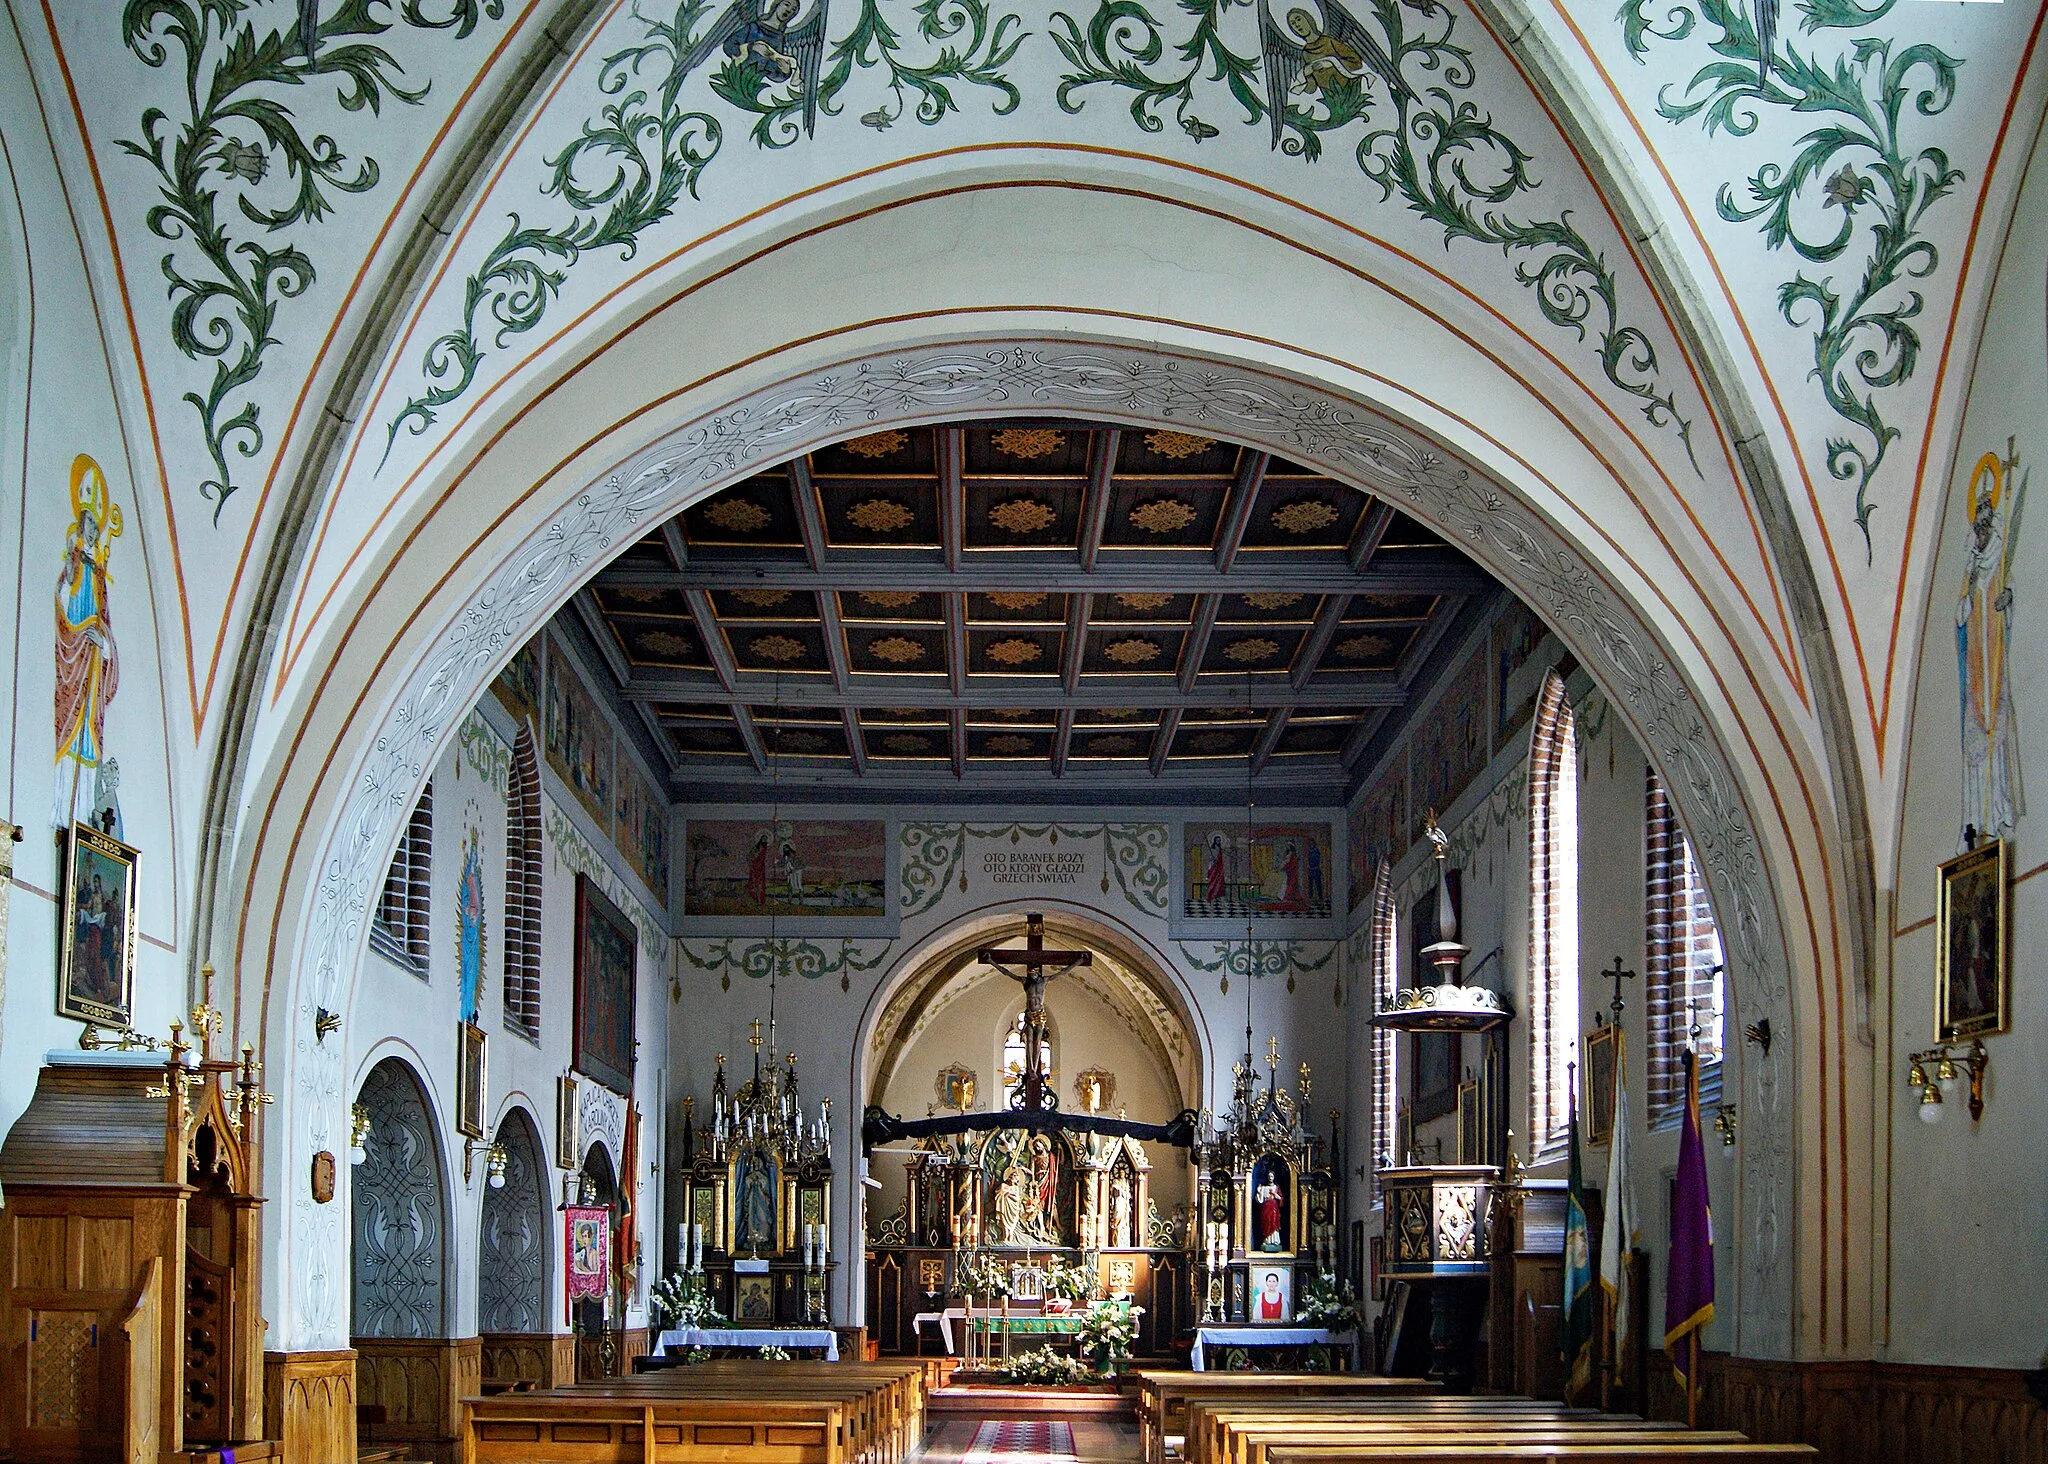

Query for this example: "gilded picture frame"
[58,822,139,1028]
[457,1022,487,1139]
[1935,838,2009,1042]
[556,1073,580,1169]
[1583,1022,1618,1147]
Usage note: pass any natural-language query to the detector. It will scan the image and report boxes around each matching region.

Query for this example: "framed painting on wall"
[556,1074,581,1169]
[1936,837,2008,1041]
[457,1022,487,1139]
[58,821,138,1028]
[574,874,639,1096]
[1583,1022,1619,1147]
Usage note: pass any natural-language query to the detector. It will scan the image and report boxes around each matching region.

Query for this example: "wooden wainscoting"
[263,1350,356,1464]
[354,1336,481,1464]
[1645,1351,2048,1463]
[478,1332,576,1390]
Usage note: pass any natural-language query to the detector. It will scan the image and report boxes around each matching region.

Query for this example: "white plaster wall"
[0,22,193,1140]
[1885,115,2048,1373]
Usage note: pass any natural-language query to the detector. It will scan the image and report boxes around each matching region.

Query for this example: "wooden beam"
[684,589,738,692]
[1052,709,1075,778]
[572,588,634,688]
[626,673,1404,709]
[730,704,770,774]
[939,427,965,574]
[592,554,1491,597]
[946,592,968,695]
[661,520,690,571]
[950,708,966,779]
[817,588,852,693]
[788,455,829,572]
[1250,707,1293,775]
[1342,707,1393,771]
[1079,428,1120,571]
[1149,707,1184,776]
[1179,594,1221,692]
[666,756,1353,803]
[1347,499,1395,572]
[1292,594,1351,691]
[843,708,868,775]
[1062,593,1091,693]
[634,701,680,773]
[1214,451,1270,572]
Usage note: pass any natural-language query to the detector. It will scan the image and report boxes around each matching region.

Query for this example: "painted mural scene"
[1,1,2047,1462]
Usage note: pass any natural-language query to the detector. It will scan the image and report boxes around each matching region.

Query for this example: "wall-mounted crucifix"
[977,913,1091,1114]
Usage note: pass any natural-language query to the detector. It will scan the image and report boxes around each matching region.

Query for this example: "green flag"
[1560,1070,1595,1400]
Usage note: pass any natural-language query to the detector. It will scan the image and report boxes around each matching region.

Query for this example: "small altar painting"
[684,818,886,918]
[935,1064,977,1111]
[983,1129,1070,1247]
[1251,1155,1292,1255]
[735,1269,775,1324]
[1250,1265,1293,1323]
[1185,821,1332,920]
[1936,838,2008,1041]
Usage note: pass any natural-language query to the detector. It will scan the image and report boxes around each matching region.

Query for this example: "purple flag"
[1664,1050,1714,1385]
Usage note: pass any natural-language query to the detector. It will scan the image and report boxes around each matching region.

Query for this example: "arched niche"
[478,1107,550,1336]
[350,1057,450,1339]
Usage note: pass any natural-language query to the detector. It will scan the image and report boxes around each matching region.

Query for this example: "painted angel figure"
[680,0,832,137]
[1956,449,2027,845]
[53,455,121,831]
[1259,0,1394,149]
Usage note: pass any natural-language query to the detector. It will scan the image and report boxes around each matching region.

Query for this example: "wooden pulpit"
[0,1030,269,1462]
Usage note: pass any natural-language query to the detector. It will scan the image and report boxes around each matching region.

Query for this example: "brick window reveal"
[371,780,433,977]
[1644,768,1725,1122]
[1369,863,1399,1189]
[503,726,544,1038]
[1526,672,1578,1156]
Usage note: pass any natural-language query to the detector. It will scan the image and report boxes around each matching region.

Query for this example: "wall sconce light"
[1905,1039,1987,1124]
[466,1138,508,1188]
[349,1103,371,1165]
[314,1007,342,1043]
[1713,1104,1737,1146]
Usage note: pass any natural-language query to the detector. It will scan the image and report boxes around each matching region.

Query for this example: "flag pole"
[1599,1285,1613,1411]
[1687,1332,1699,1429]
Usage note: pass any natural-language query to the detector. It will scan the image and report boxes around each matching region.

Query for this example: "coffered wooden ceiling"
[574,420,1504,802]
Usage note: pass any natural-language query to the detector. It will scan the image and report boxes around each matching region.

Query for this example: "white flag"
[1599,1078,1638,1362]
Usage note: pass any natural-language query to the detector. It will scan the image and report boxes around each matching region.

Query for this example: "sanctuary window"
[1645,768,1725,1123]
[1527,672,1579,1156]
[1001,1012,1055,1106]
[503,726,544,1038]
[372,779,434,977]
[1369,863,1399,1189]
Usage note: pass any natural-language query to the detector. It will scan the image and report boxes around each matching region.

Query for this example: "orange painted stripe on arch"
[238,317,1844,1343]
[279,157,1804,703]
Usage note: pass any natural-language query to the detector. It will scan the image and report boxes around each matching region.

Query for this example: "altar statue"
[1255,1170,1285,1252]
[736,1149,777,1252]
[1109,1174,1132,1249]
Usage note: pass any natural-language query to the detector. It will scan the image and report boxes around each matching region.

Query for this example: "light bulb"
[1917,1084,1944,1124]
[1935,1056,1961,1097]
[488,1169,506,1190]
[350,1142,368,1166]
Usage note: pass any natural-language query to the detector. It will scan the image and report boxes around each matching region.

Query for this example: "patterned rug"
[963,1419,1078,1464]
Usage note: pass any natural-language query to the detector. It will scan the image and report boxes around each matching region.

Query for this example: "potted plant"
[650,1270,727,1331]
[1294,1271,1362,1334]
[1041,1253,1099,1314]
[1074,1298,1137,1374]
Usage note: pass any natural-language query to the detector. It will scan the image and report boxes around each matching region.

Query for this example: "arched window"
[371,780,433,976]
[1527,672,1579,1155]
[1369,864,1399,1182]
[1001,1011,1056,1105]
[503,725,543,1038]
[1644,768,1726,1122]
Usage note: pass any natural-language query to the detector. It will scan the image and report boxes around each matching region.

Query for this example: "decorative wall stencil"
[861,590,919,608]
[613,754,673,899]
[52,455,122,835]
[1113,592,1173,611]
[1176,939,1334,985]
[1221,636,1279,664]
[1145,430,1212,458]
[456,828,487,1025]
[1621,0,1963,553]
[545,804,669,955]
[352,1060,448,1338]
[684,818,887,917]
[994,427,1064,457]
[678,936,893,985]
[898,821,1169,915]
[1104,637,1160,664]
[986,590,1047,609]
[871,635,927,663]
[986,638,1042,665]
[849,498,918,531]
[1955,446,2026,844]
[457,709,512,796]
[385,0,1027,446]
[705,498,774,533]
[544,637,614,828]
[846,429,909,457]
[120,0,506,511]
[478,1112,549,1334]
[733,587,794,608]
[751,633,807,662]
[1185,821,1332,919]
[1049,0,1695,455]
[1130,498,1198,533]
[1268,499,1338,535]
[989,497,1058,533]
[292,342,1788,1356]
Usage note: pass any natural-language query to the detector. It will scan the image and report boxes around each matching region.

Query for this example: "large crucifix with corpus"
[977,913,1091,1114]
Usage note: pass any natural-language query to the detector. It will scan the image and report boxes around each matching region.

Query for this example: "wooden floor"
[913,1416,1143,1464]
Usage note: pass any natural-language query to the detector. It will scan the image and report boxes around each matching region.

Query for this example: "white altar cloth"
[655,1326,839,1360]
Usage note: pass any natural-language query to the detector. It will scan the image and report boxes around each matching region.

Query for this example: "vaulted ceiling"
[571,418,1505,803]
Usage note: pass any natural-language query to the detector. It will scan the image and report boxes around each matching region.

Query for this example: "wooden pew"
[1186,1400,1593,1464]
[1265,1447,1818,1464]
[1133,1370,1438,1464]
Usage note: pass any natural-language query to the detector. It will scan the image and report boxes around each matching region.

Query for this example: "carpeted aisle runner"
[962,1419,1079,1464]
